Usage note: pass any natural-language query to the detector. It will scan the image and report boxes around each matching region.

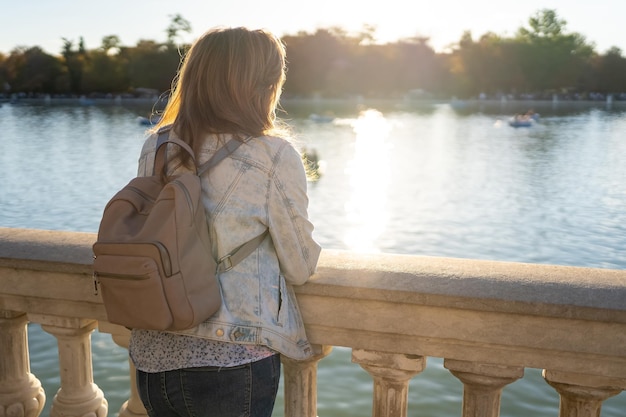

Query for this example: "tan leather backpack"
[92,126,266,330]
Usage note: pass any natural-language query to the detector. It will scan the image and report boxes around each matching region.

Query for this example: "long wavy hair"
[154,27,288,169]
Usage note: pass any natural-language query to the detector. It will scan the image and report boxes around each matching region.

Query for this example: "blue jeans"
[136,354,281,417]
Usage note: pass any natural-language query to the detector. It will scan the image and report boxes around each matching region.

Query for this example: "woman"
[129,27,321,417]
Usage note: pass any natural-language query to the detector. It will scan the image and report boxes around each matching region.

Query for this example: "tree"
[61,38,87,94]
[166,14,192,45]
[0,52,8,93]
[589,47,626,93]
[515,9,593,93]
[518,9,566,39]
[101,35,121,55]
[4,47,64,93]
[82,49,129,93]
[448,31,506,97]
[282,29,350,97]
[124,40,180,92]
[388,37,440,96]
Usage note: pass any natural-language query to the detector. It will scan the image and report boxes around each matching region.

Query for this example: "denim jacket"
[136,130,321,360]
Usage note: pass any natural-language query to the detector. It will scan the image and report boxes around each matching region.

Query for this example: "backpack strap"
[154,126,247,177]
[153,128,264,271]
[199,135,263,273]
[197,136,248,176]
[153,127,197,176]
[216,229,269,273]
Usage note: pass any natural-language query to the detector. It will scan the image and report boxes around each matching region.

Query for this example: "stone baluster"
[281,344,332,417]
[543,370,625,417]
[38,316,107,417]
[352,349,426,417]
[444,359,524,417]
[100,322,147,417]
[0,311,45,417]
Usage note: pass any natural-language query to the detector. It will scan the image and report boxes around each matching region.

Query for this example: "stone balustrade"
[1,227,625,417]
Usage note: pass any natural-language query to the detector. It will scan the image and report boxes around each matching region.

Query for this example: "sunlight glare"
[343,109,392,252]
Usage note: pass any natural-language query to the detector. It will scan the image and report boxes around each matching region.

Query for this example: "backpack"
[92,126,268,331]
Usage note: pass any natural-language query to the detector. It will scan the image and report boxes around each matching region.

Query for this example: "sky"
[1,0,624,56]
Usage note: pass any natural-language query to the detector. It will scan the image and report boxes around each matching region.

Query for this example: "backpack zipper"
[172,179,195,219]
[126,185,156,202]
[92,269,153,297]
[151,241,173,276]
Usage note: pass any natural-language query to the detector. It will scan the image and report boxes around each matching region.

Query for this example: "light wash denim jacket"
[136,130,321,360]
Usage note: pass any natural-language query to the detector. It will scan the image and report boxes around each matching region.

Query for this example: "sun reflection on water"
[343,109,392,252]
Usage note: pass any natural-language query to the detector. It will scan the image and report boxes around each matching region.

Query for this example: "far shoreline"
[2,95,624,114]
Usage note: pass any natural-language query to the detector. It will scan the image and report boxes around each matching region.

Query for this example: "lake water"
[1,99,625,416]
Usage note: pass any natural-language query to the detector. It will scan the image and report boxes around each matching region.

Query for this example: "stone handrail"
[1,227,625,417]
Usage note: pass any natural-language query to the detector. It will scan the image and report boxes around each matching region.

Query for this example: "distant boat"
[137,115,161,126]
[508,118,533,127]
[508,112,539,128]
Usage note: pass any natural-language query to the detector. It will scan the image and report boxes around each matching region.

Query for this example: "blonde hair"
[154,27,288,160]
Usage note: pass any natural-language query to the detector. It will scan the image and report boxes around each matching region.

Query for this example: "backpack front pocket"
[93,254,173,330]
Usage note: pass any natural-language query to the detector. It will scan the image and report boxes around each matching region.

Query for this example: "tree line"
[1,10,625,101]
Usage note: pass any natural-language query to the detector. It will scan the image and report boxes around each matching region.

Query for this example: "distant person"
[514,110,534,122]
[129,27,321,417]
